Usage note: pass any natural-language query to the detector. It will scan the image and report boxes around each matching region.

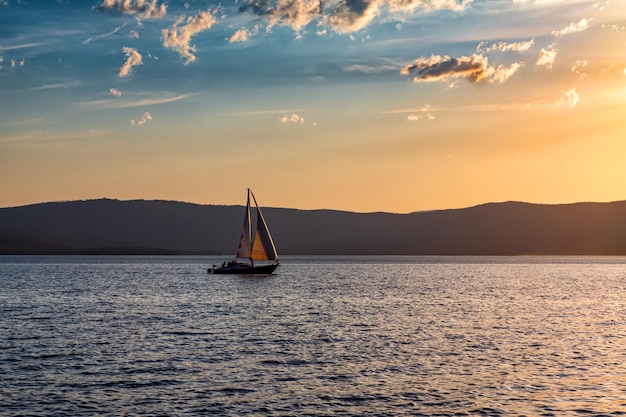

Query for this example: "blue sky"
[1,0,625,212]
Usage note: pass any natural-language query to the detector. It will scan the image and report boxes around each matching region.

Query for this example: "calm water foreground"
[1,255,626,416]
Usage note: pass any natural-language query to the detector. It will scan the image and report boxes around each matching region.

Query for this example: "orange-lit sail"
[250,191,278,261]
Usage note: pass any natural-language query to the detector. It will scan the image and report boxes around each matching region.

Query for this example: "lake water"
[1,256,626,416]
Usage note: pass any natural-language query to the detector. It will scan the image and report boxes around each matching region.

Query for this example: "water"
[1,256,626,416]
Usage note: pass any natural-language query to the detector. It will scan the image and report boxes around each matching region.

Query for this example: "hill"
[1,199,626,255]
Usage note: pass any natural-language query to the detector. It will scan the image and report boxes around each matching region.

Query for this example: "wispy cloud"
[491,62,524,84]
[552,17,592,36]
[343,63,397,73]
[476,39,534,53]
[279,113,305,124]
[130,111,153,126]
[407,111,435,121]
[388,0,472,13]
[401,54,523,85]
[536,44,557,69]
[230,108,308,117]
[119,47,143,77]
[162,10,218,64]
[513,0,560,4]
[80,93,191,110]
[82,23,127,45]
[0,42,43,52]
[32,81,81,90]
[571,60,588,79]
[556,88,579,108]
[0,129,108,144]
[229,28,251,43]
[94,0,167,19]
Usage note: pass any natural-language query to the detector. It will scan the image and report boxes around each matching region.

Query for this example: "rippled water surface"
[2,256,626,416]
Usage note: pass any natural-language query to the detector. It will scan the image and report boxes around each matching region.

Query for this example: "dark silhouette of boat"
[208,189,279,275]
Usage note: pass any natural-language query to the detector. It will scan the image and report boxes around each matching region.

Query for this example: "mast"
[235,189,252,259]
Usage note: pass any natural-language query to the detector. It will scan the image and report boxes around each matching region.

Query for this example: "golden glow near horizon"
[1,0,625,213]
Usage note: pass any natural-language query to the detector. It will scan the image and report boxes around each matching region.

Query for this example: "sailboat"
[208,189,279,275]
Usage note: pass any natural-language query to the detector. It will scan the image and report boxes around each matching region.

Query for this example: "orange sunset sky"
[1,0,625,213]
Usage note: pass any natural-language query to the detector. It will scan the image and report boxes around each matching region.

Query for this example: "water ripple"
[1,256,626,416]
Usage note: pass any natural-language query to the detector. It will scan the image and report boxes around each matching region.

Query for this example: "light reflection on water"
[1,255,626,416]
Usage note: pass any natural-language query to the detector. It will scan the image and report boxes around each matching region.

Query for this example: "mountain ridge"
[2,198,626,255]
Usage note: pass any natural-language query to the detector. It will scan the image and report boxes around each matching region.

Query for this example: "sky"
[1,0,625,213]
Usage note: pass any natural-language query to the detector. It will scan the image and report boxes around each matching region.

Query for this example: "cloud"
[279,113,305,123]
[130,111,153,126]
[239,0,323,32]
[81,93,191,110]
[162,10,217,64]
[229,28,251,43]
[2,58,26,71]
[513,0,559,3]
[82,23,127,45]
[32,81,81,90]
[0,42,42,52]
[0,129,108,144]
[343,63,396,73]
[556,88,579,108]
[490,62,524,83]
[601,23,625,33]
[109,87,122,96]
[402,54,488,83]
[401,54,522,85]
[387,0,472,13]
[571,60,588,79]
[238,0,473,34]
[407,112,435,121]
[94,0,167,19]
[552,17,592,36]
[328,0,383,34]
[476,38,534,53]
[536,44,557,69]
[119,47,143,77]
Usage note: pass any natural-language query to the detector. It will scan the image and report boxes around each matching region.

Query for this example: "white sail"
[250,191,278,261]
[236,191,252,259]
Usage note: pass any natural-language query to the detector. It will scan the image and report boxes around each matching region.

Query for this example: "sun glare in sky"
[1,0,625,212]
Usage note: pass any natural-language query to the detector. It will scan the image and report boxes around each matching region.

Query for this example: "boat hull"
[209,262,279,275]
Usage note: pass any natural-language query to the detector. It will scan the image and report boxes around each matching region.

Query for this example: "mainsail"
[235,192,252,259]
[236,189,278,261]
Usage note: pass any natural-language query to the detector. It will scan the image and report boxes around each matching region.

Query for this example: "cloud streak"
[477,39,534,53]
[162,10,217,64]
[81,93,191,110]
